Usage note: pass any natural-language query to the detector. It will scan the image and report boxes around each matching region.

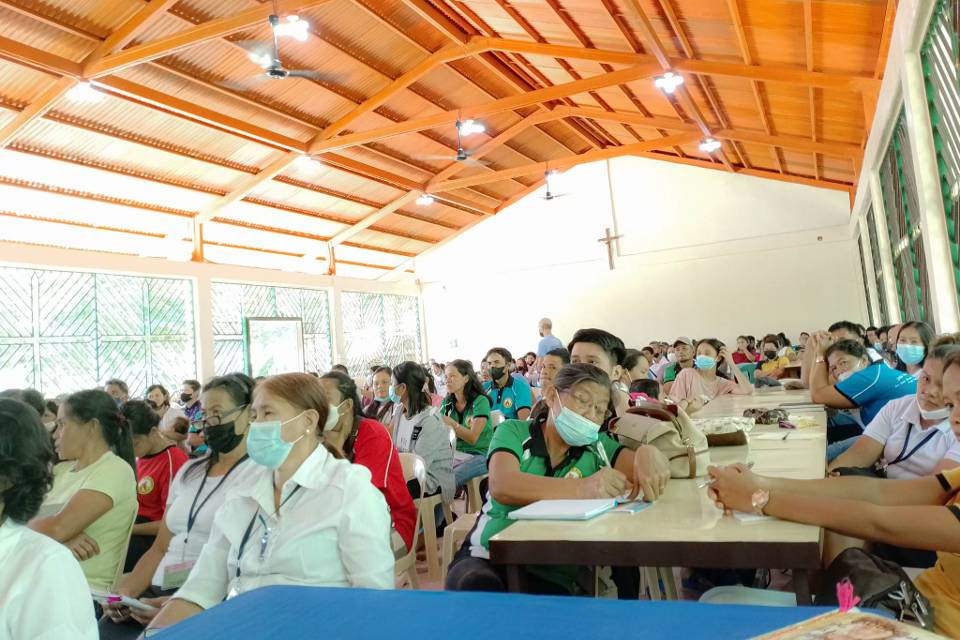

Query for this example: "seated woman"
[146,384,187,438]
[145,373,394,634]
[319,371,416,554]
[667,339,752,414]
[530,348,570,417]
[102,374,258,640]
[0,398,98,639]
[439,360,493,488]
[706,349,960,638]
[30,389,138,592]
[363,366,394,424]
[809,336,917,443]
[124,400,189,571]
[42,398,58,433]
[830,344,960,479]
[619,349,650,391]
[732,336,759,365]
[389,362,454,504]
[755,334,792,382]
[894,320,935,377]
[445,363,670,594]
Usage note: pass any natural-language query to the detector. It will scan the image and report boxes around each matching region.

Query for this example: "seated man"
[483,347,532,421]
[659,337,695,396]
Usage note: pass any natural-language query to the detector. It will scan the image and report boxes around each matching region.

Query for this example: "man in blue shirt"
[483,347,532,420]
[536,318,564,358]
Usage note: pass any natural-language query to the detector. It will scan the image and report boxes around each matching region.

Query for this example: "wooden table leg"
[505,565,526,593]
[793,569,813,605]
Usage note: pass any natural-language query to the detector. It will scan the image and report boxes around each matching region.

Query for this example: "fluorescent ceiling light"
[653,72,684,94]
[66,81,103,103]
[416,193,435,206]
[698,138,722,153]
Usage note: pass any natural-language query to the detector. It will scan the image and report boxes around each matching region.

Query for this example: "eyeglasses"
[193,404,247,430]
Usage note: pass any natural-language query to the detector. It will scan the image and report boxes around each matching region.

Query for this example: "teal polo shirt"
[483,375,532,419]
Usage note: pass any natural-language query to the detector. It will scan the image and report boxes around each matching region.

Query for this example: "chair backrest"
[738,363,757,384]
[398,452,426,485]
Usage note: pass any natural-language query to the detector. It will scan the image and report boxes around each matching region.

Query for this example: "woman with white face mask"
[145,373,394,634]
[445,363,670,595]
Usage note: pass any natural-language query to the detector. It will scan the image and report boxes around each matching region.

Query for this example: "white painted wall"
[418,157,865,362]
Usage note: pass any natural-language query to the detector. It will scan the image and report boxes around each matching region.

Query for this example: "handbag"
[816,548,934,629]
[609,401,710,478]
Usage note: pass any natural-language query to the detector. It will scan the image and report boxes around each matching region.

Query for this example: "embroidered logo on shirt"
[137,476,155,495]
[565,468,583,479]
[503,397,514,409]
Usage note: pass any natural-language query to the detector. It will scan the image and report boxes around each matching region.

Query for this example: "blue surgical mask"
[873,342,883,353]
[246,412,308,470]
[695,355,716,370]
[552,391,600,447]
[374,395,388,403]
[896,344,925,366]
[388,385,402,404]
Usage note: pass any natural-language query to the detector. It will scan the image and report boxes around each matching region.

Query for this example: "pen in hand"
[698,461,755,489]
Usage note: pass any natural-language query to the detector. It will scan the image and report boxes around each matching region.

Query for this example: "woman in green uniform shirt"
[445,363,670,594]
[439,360,493,487]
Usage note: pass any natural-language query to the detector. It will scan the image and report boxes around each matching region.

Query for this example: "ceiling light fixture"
[458,119,485,136]
[699,138,722,153]
[273,14,310,42]
[416,193,435,206]
[653,72,684,94]
[66,81,103,103]
[294,154,322,169]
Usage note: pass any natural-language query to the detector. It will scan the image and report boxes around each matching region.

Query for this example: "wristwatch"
[815,356,826,364]
[751,489,770,515]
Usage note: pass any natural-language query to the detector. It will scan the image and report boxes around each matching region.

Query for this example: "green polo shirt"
[469,418,624,593]
[440,394,493,456]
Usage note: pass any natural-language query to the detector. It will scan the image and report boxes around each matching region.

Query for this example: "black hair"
[761,333,782,349]
[695,338,731,379]
[629,378,661,400]
[930,343,960,362]
[800,331,811,337]
[567,328,627,366]
[866,326,878,333]
[183,373,255,478]
[828,321,868,347]
[545,347,571,365]
[104,378,129,395]
[485,347,513,365]
[622,349,646,372]
[640,346,655,358]
[393,361,430,417]
[363,367,394,421]
[532,363,611,422]
[122,400,160,437]
[320,371,363,461]
[64,389,136,472]
[777,332,790,346]
[0,398,55,523]
[331,364,349,375]
[146,384,169,401]
[825,339,868,362]
[423,367,438,394]
[182,379,201,392]
[524,352,537,360]
[442,360,488,418]
[0,388,45,416]
[895,321,935,372]
[44,399,58,416]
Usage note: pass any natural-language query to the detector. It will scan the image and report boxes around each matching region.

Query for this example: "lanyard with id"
[234,484,303,584]
[161,456,248,591]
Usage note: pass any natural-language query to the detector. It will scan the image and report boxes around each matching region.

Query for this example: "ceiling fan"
[414,119,490,167]
[541,169,569,201]
[220,1,342,89]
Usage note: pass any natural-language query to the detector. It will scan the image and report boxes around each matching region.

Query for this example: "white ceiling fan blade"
[286,69,347,83]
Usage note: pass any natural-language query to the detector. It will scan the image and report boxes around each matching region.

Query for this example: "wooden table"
[489,393,827,603]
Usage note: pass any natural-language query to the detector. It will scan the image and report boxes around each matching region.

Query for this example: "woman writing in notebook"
[445,363,670,595]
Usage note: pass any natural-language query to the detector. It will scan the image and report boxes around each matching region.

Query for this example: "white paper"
[752,432,821,441]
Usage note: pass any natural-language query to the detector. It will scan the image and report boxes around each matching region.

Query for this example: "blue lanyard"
[888,424,940,467]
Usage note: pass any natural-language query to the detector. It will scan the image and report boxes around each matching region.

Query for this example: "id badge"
[161,561,195,591]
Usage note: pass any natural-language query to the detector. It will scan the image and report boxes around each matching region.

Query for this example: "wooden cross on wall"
[597,227,623,270]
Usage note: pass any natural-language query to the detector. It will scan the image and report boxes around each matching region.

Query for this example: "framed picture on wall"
[243,317,305,377]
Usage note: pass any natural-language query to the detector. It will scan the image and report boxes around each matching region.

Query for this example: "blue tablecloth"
[156,586,835,639]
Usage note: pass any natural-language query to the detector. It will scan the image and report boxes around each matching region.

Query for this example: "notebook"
[508,499,621,521]
[751,609,945,639]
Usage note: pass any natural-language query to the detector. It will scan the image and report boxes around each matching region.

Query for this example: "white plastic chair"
[441,512,478,586]
[396,453,424,588]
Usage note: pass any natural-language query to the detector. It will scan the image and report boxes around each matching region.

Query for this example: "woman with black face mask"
[100,373,257,640]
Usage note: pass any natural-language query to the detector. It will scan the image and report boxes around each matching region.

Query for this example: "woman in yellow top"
[755,334,792,381]
[706,349,960,637]
[30,389,138,591]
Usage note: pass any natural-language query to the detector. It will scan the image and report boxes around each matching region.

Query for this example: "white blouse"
[173,444,394,610]
[0,519,97,640]
[152,457,258,587]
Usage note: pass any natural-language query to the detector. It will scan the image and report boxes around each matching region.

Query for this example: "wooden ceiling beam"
[0,34,81,77]
[323,190,422,253]
[874,0,897,79]
[0,76,76,148]
[84,0,335,78]
[81,0,181,73]
[802,0,820,181]
[432,133,700,191]
[308,63,659,154]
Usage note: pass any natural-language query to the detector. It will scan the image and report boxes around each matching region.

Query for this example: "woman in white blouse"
[0,397,97,640]
[146,372,394,633]
[101,374,258,639]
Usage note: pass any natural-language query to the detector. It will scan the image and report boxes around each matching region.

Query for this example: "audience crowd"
[2,317,960,638]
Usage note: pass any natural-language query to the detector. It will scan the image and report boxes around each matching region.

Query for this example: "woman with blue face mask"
[895,321,934,377]
[362,366,394,424]
[667,339,753,414]
[445,363,671,595]
[144,373,394,635]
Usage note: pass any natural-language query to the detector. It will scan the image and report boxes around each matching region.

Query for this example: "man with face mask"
[179,379,205,455]
[483,348,533,421]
